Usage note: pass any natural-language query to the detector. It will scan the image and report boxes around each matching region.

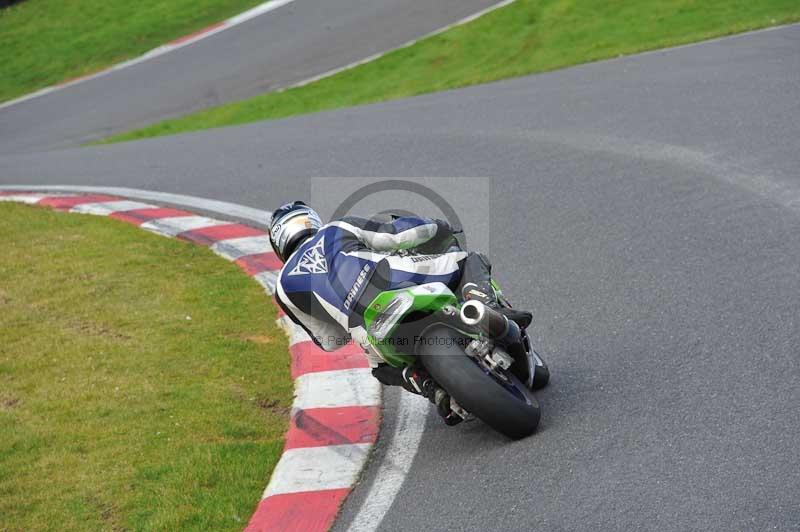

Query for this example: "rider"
[269,201,532,425]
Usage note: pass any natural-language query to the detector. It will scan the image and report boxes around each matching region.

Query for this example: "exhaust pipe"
[461,300,525,359]
[460,300,511,339]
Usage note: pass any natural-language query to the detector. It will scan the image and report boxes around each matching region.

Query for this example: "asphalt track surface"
[0,0,499,155]
[3,24,800,532]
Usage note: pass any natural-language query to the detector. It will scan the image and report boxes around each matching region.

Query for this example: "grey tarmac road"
[0,0,500,155]
[3,24,800,532]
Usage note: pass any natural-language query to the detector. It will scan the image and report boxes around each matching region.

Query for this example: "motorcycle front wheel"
[417,325,541,439]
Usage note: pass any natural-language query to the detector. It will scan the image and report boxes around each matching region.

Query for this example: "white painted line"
[0,194,47,204]
[294,369,381,410]
[345,392,428,532]
[227,0,295,25]
[210,235,273,261]
[0,0,299,111]
[141,215,228,237]
[70,200,155,216]
[263,443,373,497]
[287,0,518,90]
[0,85,60,112]
[253,270,279,294]
[117,0,296,67]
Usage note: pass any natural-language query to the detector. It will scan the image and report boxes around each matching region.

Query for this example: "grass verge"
[0,0,266,103]
[104,0,800,144]
[0,202,292,531]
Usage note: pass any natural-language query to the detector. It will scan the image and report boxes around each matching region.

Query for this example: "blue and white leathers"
[275,216,467,352]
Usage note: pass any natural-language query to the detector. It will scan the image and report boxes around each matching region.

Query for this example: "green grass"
[0,0,266,103]
[0,203,292,531]
[105,0,800,144]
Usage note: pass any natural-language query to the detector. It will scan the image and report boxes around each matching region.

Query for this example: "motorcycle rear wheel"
[417,325,541,439]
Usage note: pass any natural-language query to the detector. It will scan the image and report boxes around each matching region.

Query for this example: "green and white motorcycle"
[363,281,549,439]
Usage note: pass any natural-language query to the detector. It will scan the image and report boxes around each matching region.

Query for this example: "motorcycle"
[362,279,549,439]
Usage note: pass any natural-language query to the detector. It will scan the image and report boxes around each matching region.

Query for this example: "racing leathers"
[274,215,477,356]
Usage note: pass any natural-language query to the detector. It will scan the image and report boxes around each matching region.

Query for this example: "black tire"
[531,349,550,390]
[417,325,541,439]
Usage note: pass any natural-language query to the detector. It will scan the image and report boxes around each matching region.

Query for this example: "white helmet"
[269,201,323,262]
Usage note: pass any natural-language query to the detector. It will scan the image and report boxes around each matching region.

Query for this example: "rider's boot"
[432,387,464,426]
[462,281,532,329]
[458,253,532,329]
[371,364,463,426]
[403,367,463,425]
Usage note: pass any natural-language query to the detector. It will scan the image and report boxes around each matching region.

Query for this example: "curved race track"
[0,0,500,155]
[2,18,799,532]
